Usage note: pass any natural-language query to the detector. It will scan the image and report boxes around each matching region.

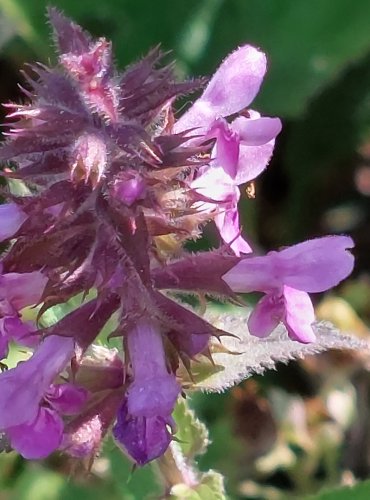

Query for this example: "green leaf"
[305,479,370,500]
[106,438,161,500]
[191,309,367,392]
[173,399,209,459]
[170,470,226,500]
[157,400,226,499]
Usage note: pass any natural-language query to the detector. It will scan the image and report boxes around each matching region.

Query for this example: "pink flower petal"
[127,375,180,418]
[0,203,27,242]
[214,205,252,255]
[274,236,355,293]
[222,254,277,292]
[201,45,267,116]
[283,286,316,343]
[234,141,275,185]
[46,383,88,415]
[8,407,63,459]
[175,45,266,134]
[248,293,283,338]
[0,336,74,429]
[191,165,235,203]
[209,118,240,178]
[232,115,282,147]
[231,116,281,146]
[222,236,354,294]
[126,319,180,418]
[232,111,280,185]
[0,271,47,310]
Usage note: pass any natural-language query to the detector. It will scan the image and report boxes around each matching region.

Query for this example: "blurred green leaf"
[305,479,370,500]
[0,0,201,63]
[203,0,370,117]
[170,470,226,500]
[284,52,370,240]
[106,439,161,500]
[173,399,209,459]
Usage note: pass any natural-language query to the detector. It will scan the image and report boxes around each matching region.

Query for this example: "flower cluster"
[0,8,354,465]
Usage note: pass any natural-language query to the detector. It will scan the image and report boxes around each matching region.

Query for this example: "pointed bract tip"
[47,6,91,56]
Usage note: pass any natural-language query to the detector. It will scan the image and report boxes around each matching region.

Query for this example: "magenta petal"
[46,384,88,415]
[208,119,240,178]
[201,45,267,116]
[175,45,266,134]
[0,316,37,359]
[283,286,316,343]
[223,235,354,294]
[113,400,172,465]
[127,375,180,418]
[1,316,34,342]
[274,236,355,292]
[235,141,275,185]
[191,165,235,204]
[248,294,283,338]
[0,329,9,360]
[0,271,47,310]
[0,336,74,429]
[232,111,279,184]
[0,203,27,242]
[8,407,63,459]
[126,319,180,418]
[222,254,277,293]
[215,205,252,255]
[232,115,282,146]
[0,366,46,429]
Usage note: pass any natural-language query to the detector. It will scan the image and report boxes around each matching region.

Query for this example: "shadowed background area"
[0,0,369,498]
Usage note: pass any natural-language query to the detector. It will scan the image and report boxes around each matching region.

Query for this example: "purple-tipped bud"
[112,173,146,206]
[71,133,107,187]
[62,390,122,458]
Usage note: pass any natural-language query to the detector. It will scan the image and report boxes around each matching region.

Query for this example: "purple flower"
[0,335,82,458]
[222,236,355,343]
[0,203,27,242]
[112,172,146,206]
[0,316,37,359]
[175,47,281,254]
[113,399,174,466]
[175,45,268,136]
[126,318,180,419]
[112,318,180,464]
[0,269,47,359]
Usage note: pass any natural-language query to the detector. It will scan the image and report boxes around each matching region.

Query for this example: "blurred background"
[0,0,369,498]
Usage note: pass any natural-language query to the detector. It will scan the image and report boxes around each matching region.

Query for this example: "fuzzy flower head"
[0,7,356,470]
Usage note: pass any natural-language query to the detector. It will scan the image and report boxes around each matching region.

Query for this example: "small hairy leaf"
[173,398,209,459]
[192,308,369,392]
